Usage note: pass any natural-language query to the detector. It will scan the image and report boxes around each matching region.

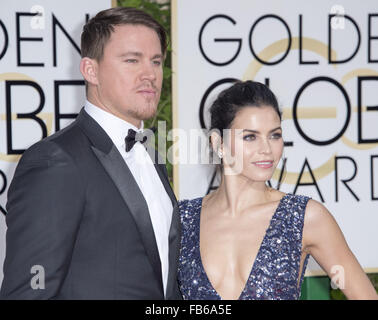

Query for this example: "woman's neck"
[209,174,273,217]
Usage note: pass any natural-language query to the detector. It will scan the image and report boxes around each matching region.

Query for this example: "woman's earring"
[217,149,223,159]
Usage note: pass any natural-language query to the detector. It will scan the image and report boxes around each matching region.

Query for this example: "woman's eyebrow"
[241,127,282,134]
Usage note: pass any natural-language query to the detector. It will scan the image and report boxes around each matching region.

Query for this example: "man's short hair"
[81,7,167,60]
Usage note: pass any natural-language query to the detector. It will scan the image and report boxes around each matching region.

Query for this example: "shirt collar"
[84,100,144,150]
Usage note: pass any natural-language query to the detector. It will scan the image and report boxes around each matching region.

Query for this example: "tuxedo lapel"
[166,200,181,299]
[76,108,164,294]
[149,151,181,299]
[91,146,164,292]
[154,164,176,206]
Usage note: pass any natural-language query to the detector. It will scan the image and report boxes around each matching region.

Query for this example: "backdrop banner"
[0,0,112,285]
[172,0,378,276]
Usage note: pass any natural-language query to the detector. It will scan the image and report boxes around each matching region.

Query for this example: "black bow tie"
[125,129,147,152]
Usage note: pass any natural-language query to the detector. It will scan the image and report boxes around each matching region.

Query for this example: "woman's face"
[222,105,283,182]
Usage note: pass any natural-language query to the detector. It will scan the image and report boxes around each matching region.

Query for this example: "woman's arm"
[302,200,377,300]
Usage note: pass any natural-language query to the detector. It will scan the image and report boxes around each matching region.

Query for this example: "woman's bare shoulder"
[302,198,344,250]
[304,198,336,226]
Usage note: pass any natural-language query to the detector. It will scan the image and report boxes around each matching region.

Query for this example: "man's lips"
[252,161,274,168]
[137,88,156,94]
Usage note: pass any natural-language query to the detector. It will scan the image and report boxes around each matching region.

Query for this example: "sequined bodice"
[178,193,311,300]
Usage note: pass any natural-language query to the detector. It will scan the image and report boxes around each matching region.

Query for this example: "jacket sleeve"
[0,140,85,299]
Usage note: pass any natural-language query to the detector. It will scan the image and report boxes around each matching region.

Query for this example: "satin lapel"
[150,152,181,299]
[91,144,164,294]
[148,150,176,205]
[77,109,164,295]
[166,201,181,299]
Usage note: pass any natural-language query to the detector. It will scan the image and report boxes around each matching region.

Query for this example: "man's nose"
[140,61,157,81]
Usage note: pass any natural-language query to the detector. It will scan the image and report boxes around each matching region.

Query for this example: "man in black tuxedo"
[0,7,181,299]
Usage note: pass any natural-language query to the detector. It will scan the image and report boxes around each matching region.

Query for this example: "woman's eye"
[243,134,256,141]
[271,133,282,139]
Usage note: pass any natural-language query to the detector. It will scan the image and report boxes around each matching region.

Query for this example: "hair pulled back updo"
[209,80,281,135]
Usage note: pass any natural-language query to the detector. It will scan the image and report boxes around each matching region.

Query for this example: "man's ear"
[80,57,99,85]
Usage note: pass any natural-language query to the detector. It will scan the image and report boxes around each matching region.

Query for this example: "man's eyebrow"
[152,54,164,60]
[119,52,163,59]
[119,51,143,57]
[241,127,282,134]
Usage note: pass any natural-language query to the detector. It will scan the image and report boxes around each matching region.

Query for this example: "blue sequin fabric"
[178,193,311,300]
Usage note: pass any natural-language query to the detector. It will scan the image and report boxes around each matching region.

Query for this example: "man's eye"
[243,134,256,141]
[125,59,138,63]
[153,60,162,66]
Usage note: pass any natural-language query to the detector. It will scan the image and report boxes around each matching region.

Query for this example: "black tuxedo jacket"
[0,108,182,299]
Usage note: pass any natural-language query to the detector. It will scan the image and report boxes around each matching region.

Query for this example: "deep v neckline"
[197,194,289,300]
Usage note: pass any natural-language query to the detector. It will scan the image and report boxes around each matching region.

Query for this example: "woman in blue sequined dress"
[178,81,377,300]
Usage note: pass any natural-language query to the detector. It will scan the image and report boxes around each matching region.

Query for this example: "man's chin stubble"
[128,106,157,121]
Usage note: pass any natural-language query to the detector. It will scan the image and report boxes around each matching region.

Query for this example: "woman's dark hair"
[209,80,281,134]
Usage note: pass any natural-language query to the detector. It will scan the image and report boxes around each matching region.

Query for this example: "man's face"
[90,24,163,127]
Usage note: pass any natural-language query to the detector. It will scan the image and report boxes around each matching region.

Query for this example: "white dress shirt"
[84,100,173,296]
